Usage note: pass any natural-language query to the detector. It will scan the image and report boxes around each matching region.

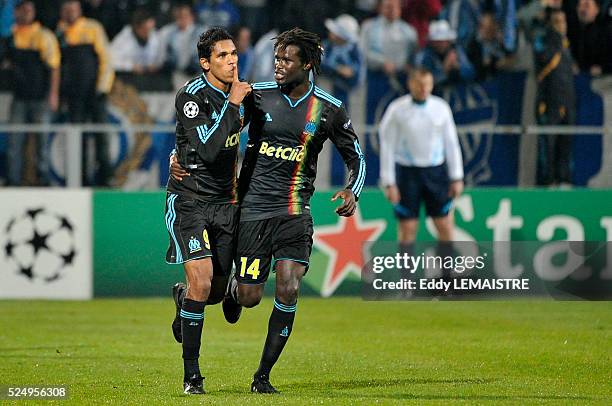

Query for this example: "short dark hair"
[274,28,323,75]
[197,27,234,60]
[409,66,433,80]
[131,8,153,27]
[172,1,193,11]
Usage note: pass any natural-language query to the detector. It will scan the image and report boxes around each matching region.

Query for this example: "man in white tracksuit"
[379,67,464,243]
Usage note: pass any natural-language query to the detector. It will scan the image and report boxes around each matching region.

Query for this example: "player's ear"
[303,62,311,71]
[200,58,210,72]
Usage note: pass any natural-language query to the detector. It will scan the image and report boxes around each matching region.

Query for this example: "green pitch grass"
[0,298,611,405]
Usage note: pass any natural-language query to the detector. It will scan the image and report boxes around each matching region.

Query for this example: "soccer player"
[227,28,366,393]
[165,27,251,394]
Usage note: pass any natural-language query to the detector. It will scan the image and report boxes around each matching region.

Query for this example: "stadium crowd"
[0,0,610,187]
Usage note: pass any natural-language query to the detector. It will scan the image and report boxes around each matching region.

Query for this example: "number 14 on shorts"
[239,257,260,280]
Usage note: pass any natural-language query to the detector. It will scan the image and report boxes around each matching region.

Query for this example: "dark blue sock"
[255,298,296,378]
[181,298,205,379]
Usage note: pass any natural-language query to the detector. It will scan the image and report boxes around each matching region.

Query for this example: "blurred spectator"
[321,13,364,186]
[249,28,277,82]
[110,8,163,74]
[534,8,576,186]
[154,0,174,27]
[2,0,60,185]
[1,0,17,37]
[81,0,174,39]
[56,0,114,186]
[401,0,442,47]
[354,0,379,21]
[439,0,480,48]
[195,0,239,29]
[275,0,339,38]
[82,0,131,40]
[481,0,518,53]
[321,14,363,110]
[31,0,64,30]
[361,0,417,124]
[414,20,475,93]
[567,0,611,75]
[234,0,268,40]
[466,11,514,79]
[231,25,254,80]
[518,0,563,42]
[159,3,200,76]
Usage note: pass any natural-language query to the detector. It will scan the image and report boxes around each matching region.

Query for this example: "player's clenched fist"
[228,67,252,105]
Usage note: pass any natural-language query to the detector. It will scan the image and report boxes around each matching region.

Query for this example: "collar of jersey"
[202,73,228,98]
[281,81,313,108]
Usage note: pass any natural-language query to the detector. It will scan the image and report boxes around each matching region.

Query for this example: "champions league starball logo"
[3,208,77,283]
[183,101,200,118]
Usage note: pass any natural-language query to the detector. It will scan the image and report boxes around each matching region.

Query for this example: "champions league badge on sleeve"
[183,101,200,118]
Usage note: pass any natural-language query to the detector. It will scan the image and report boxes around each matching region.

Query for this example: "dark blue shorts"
[235,214,313,285]
[164,192,238,277]
[393,164,453,220]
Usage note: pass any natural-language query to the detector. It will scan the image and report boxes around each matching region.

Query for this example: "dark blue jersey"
[239,81,366,221]
[167,74,244,204]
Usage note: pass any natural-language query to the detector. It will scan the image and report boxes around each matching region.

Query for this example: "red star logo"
[313,208,386,297]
